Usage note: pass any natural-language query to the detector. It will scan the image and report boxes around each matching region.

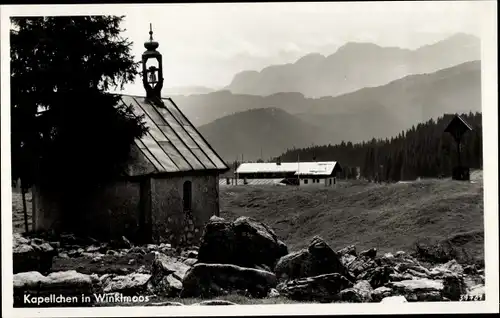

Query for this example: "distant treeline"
[277,112,482,182]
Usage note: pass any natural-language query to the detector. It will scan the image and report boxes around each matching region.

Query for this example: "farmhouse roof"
[236,161,342,176]
[119,94,228,176]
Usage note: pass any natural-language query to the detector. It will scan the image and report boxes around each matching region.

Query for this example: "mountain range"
[193,61,481,161]
[167,33,481,161]
[163,86,216,96]
[224,33,480,98]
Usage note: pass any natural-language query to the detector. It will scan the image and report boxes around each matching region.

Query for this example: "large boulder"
[404,268,431,279]
[13,234,57,274]
[389,272,413,282]
[268,288,280,298]
[152,252,190,281]
[277,273,353,303]
[180,263,277,298]
[148,275,182,298]
[378,251,433,280]
[379,251,417,267]
[197,216,288,270]
[357,265,395,289]
[463,264,479,275]
[393,262,431,278]
[371,286,393,302]
[336,245,357,257]
[102,273,151,296]
[196,217,237,264]
[146,252,190,297]
[183,258,198,266]
[442,273,467,301]
[345,255,378,277]
[336,280,373,303]
[387,278,445,301]
[339,253,357,269]
[336,245,383,280]
[231,216,289,268]
[429,260,464,278]
[274,236,354,282]
[13,270,99,307]
[359,248,377,259]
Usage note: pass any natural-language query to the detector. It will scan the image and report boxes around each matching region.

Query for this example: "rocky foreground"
[13,216,485,307]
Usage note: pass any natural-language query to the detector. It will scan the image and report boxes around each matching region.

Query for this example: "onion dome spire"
[144,23,159,51]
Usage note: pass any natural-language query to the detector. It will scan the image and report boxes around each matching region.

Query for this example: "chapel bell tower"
[142,24,164,99]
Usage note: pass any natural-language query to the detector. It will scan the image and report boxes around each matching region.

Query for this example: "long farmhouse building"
[220,161,343,187]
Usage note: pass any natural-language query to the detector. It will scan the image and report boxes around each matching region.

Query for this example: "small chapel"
[31,26,229,246]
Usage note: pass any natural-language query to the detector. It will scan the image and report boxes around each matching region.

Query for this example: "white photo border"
[1,2,498,317]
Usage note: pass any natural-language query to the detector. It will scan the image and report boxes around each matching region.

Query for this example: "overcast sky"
[109,2,483,94]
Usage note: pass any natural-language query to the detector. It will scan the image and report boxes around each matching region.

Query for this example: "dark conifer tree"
[11,16,147,192]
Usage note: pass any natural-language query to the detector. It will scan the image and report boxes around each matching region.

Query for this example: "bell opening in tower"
[141,23,163,100]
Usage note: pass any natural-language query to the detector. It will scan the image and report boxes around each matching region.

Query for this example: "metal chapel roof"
[119,94,229,176]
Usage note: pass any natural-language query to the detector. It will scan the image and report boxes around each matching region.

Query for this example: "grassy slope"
[220,177,484,263]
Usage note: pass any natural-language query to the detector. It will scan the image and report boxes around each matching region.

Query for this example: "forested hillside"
[277,113,482,181]
[198,107,332,161]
